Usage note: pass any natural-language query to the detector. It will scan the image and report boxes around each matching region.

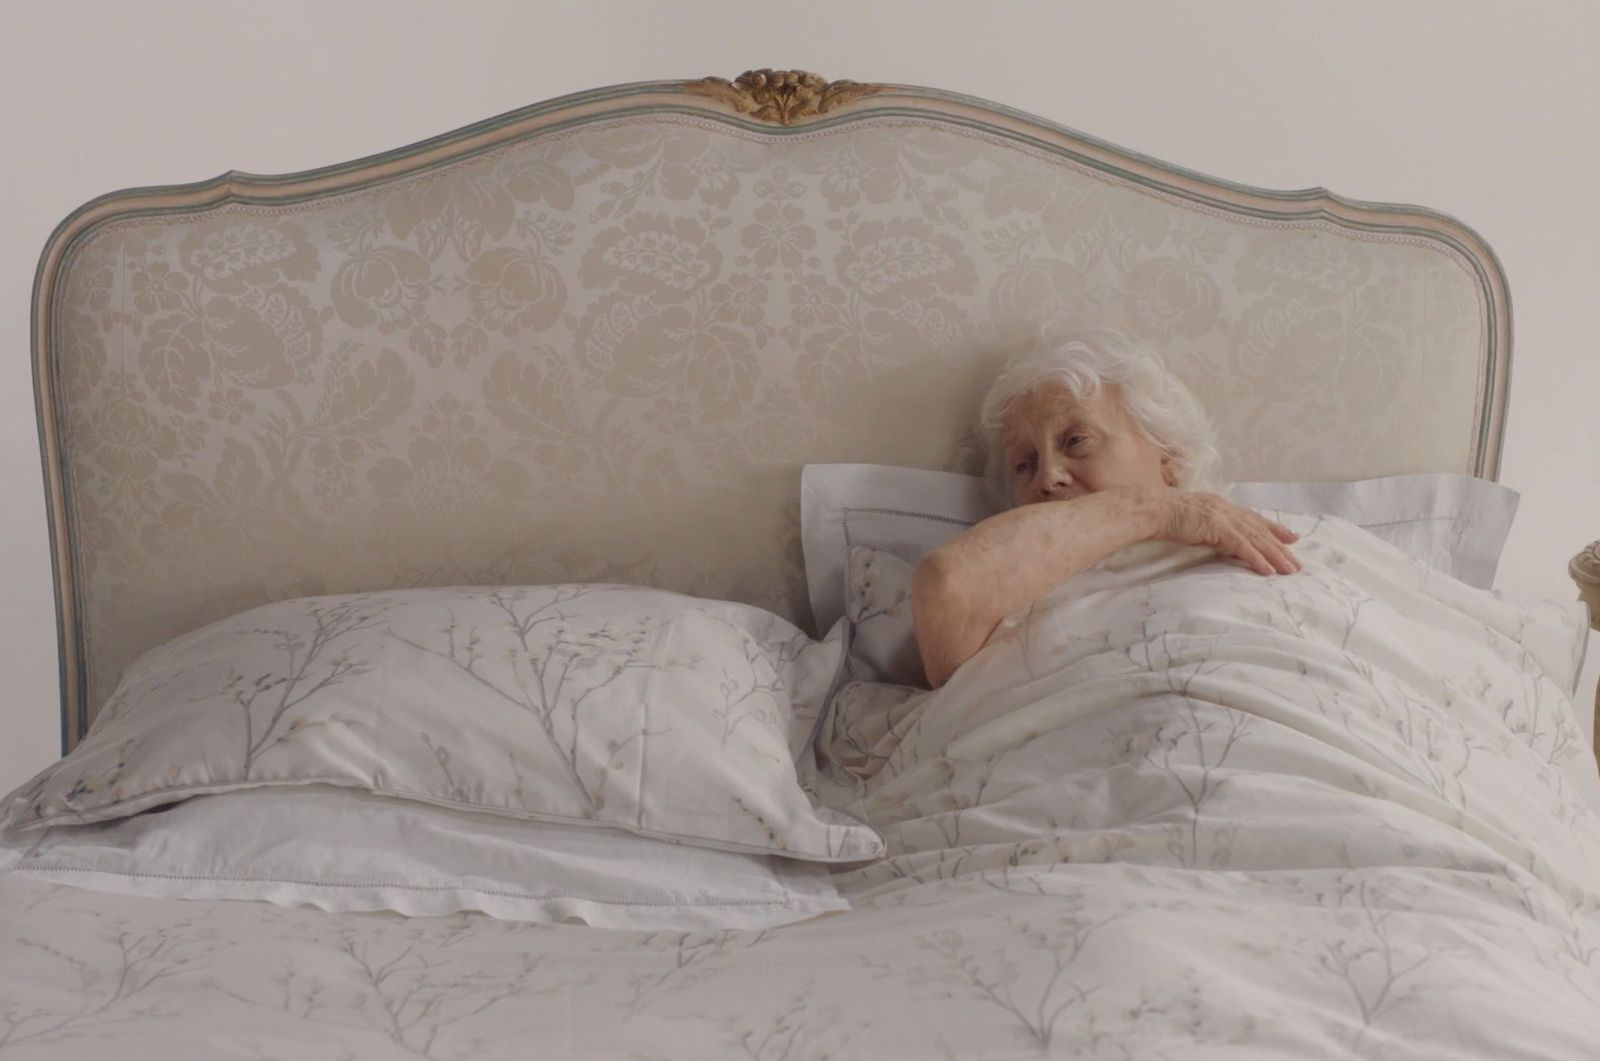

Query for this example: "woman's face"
[1001,381,1174,507]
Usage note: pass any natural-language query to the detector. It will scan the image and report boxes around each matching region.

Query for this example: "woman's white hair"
[979,330,1220,507]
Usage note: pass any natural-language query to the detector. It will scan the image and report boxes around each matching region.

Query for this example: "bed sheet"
[3,856,1598,1060]
[4,512,1599,1059]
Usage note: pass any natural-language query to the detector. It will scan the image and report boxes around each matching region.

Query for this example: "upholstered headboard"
[34,71,1510,751]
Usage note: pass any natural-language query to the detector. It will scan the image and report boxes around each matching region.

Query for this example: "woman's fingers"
[1234,521,1300,575]
[1160,493,1304,575]
[1242,514,1300,571]
[1254,524,1300,573]
[1260,536,1300,574]
[1225,532,1275,576]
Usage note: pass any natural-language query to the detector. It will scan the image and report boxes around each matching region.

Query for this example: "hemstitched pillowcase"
[1223,473,1520,590]
[1,585,883,863]
[801,464,990,641]
[0,785,850,931]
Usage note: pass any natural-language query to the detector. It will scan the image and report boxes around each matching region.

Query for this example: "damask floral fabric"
[50,112,1492,738]
[3,513,1598,1058]
[1,585,879,862]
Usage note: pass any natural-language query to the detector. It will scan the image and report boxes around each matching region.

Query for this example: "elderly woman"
[912,331,1302,688]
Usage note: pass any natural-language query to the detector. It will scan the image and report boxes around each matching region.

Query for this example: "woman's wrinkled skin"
[912,380,1299,689]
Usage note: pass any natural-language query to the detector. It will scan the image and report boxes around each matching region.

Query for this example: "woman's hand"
[1149,490,1301,576]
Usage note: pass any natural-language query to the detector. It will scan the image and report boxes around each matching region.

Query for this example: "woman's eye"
[1013,459,1033,475]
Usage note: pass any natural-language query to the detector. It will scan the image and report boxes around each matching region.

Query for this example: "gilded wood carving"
[683,69,886,124]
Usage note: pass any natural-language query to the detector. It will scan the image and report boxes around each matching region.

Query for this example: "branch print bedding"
[1,584,879,862]
[821,511,1597,896]
[2,514,1597,1058]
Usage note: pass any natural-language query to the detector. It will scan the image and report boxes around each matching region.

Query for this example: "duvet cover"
[2,512,1598,1059]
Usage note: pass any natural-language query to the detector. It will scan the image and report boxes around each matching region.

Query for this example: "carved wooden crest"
[683,69,886,125]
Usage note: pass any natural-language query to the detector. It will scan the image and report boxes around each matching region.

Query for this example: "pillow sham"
[1,584,882,862]
[803,464,1524,690]
[801,464,989,641]
[1224,473,1519,590]
[0,785,849,931]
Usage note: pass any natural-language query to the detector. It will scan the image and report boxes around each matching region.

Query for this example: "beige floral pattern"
[178,220,319,293]
[1121,254,1223,340]
[583,213,723,300]
[836,216,975,308]
[368,396,535,559]
[465,246,566,335]
[41,110,1494,740]
[386,169,520,261]
[331,245,434,332]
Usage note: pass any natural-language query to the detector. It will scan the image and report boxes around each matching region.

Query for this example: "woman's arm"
[912,488,1299,688]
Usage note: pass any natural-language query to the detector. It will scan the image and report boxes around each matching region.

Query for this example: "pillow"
[0,785,848,931]
[1,584,882,863]
[802,464,1522,689]
[801,464,990,640]
[1224,473,1519,590]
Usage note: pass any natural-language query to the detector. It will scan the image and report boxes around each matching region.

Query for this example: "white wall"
[2,0,1596,791]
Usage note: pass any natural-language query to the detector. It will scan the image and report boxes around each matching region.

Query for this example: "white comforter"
[3,512,1598,1059]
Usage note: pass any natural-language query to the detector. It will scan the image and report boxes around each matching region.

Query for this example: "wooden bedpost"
[1570,539,1600,765]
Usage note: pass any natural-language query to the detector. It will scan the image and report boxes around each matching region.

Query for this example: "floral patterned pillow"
[2,585,881,862]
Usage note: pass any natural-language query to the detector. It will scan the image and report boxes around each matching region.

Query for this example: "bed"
[5,69,1600,1058]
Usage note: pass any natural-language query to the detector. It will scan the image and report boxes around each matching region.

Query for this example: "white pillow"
[0,785,847,931]
[2,584,882,863]
[801,465,990,641]
[803,464,1523,689]
[1224,473,1519,590]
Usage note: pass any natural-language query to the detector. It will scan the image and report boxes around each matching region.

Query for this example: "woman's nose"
[1034,458,1072,497]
